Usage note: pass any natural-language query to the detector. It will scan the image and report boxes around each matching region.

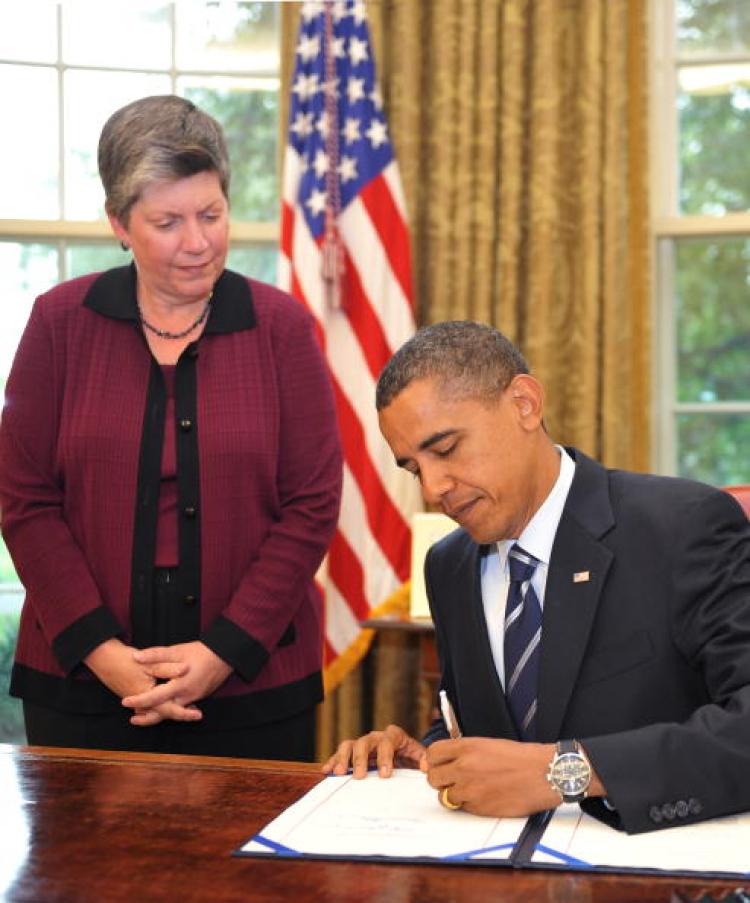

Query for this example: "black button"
[675,799,689,818]
[661,802,676,821]
[648,805,662,823]
[687,797,703,815]
[179,419,193,431]
[184,506,197,518]
[184,595,198,606]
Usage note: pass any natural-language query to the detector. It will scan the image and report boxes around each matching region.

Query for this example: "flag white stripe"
[340,197,415,351]
[382,160,408,221]
[324,580,362,655]
[281,147,303,208]
[338,466,401,608]
[285,210,420,520]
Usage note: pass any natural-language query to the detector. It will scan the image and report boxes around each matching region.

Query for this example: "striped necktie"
[504,544,542,740]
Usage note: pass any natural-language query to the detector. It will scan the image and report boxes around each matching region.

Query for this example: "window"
[652,0,750,485]
[0,1,281,740]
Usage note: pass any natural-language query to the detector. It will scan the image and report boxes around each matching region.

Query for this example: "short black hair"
[376,321,529,410]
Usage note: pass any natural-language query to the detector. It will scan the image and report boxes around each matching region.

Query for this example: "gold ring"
[438,786,462,811]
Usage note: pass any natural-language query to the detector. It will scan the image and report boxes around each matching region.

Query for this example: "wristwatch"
[547,740,592,803]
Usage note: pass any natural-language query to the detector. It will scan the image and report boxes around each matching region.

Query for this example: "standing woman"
[0,96,342,760]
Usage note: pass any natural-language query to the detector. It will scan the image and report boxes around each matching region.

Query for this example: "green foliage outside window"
[673,0,750,485]
[182,1,280,223]
[677,0,750,56]
[679,89,750,216]
[0,614,24,743]
[677,414,750,485]
[0,545,15,584]
[675,238,750,404]
[184,85,279,223]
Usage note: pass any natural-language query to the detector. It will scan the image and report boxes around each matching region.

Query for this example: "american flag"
[279,0,421,689]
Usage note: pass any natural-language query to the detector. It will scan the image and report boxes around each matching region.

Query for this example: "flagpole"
[321,0,344,310]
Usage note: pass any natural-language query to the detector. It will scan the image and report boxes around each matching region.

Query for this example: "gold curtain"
[279,0,651,759]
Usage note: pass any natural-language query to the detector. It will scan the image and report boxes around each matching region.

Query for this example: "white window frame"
[650,0,750,477]
[0,2,279,267]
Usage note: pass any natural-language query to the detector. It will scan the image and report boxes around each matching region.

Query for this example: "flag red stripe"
[280,199,294,256]
[292,218,399,383]
[285,262,411,583]
[290,264,326,350]
[331,380,411,582]
[359,175,414,309]
[340,246,392,380]
[327,530,370,621]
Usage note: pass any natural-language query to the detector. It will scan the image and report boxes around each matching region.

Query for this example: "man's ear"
[509,374,544,429]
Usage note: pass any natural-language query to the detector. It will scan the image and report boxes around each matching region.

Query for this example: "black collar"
[82,263,257,334]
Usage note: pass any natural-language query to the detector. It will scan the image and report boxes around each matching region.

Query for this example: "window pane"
[677,413,750,485]
[64,69,172,220]
[0,241,57,599]
[0,544,20,587]
[0,242,58,379]
[0,4,57,62]
[678,64,750,214]
[0,65,59,219]
[227,243,278,284]
[675,237,750,403]
[181,77,279,221]
[0,613,25,743]
[175,1,279,74]
[62,0,171,70]
[677,0,750,57]
[67,242,131,279]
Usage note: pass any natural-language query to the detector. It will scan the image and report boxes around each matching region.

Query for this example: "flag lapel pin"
[573,571,591,583]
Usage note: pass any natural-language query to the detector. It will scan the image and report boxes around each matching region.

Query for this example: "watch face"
[552,752,590,794]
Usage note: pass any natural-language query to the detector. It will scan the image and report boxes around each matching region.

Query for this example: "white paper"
[242,769,526,862]
[533,804,750,876]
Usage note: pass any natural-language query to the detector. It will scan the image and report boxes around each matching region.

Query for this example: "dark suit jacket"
[423,448,750,834]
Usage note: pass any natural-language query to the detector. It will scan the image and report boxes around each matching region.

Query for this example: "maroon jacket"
[0,266,342,726]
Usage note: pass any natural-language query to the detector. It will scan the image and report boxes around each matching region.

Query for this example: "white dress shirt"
[480,446,575,690]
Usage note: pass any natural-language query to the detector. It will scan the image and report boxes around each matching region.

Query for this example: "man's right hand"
[322,724,427,778]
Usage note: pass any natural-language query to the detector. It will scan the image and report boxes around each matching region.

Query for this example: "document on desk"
[237,771,750,876]
[238,769,527,863]
[532,804,750,877]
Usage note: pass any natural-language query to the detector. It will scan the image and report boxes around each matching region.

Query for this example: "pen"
[439,689,462,739]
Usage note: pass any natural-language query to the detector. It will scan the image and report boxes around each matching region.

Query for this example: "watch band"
[557,739,577,755]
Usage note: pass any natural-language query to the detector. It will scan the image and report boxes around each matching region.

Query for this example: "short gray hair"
[98,95,230,223]
[375,321,529,410]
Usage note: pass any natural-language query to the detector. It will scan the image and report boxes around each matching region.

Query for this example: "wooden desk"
[1,743,740,903]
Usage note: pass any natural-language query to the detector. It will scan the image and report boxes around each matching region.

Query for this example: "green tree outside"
[0,614,24,743]
[674,0,750,483]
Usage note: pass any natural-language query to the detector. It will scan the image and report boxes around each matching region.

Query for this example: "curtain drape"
[279,0,650,760]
